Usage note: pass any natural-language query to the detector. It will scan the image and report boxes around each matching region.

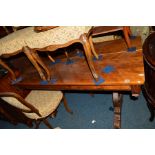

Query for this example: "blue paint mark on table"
[50,59,61,65]
[102,65,115,73]
[40,80,48,85]
[93,76,105,85]
[50,78,57,84]
[65,59,75,65]
[128,47,136,52]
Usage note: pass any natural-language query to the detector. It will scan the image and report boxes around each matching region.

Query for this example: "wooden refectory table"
[14,36,144,128]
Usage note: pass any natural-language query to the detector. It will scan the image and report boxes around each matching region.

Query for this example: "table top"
[14,36,144,91]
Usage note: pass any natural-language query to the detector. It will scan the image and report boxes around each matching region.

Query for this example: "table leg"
[131,85,141,97]
[112,92,123,129]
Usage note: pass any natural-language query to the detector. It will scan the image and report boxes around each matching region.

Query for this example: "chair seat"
[2,90,63,119]
[0,26,92,55]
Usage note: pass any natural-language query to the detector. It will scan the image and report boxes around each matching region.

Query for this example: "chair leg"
[89,36,99,59]
[47,53,55,63]
[123,27,132,49]
[64,49,70,61]
[62,94,73,114]
[35,120,41,129]
[43,119,53,129]
[0,58,16,81]
[23,46,47,81]
[80,34,99,81]
[31,51,51,81]
[126,26,132,36]
[64,49,69,59]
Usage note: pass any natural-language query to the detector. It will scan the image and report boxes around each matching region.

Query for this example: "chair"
[0,90,72,128]
[89,26,133,58]
[0,26,99,83]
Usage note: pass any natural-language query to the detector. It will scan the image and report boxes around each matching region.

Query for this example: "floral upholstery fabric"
[0,26,92,55]
[1,90,63,119]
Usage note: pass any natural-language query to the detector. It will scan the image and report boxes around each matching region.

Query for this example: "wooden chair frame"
[0,27,99,82]
[28,33,99,81]
[89,26,132,58]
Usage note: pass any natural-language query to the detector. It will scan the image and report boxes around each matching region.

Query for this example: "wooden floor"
[14,36,144,91]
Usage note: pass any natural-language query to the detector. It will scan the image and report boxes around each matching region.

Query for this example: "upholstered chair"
[0,26,99,83]
[0,90,72,128]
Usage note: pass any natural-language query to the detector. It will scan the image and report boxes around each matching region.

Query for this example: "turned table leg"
[131,85,141,97]
[112,92,123,129]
